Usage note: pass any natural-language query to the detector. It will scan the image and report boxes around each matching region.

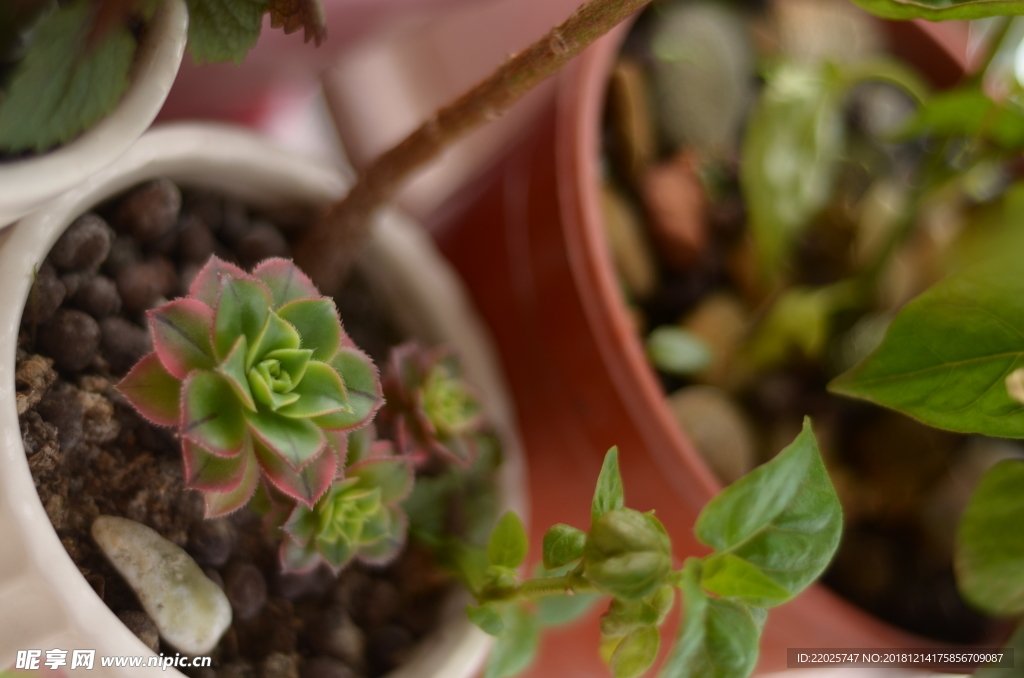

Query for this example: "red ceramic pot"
[432,14,977,678]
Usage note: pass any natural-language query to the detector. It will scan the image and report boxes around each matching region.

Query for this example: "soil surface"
[16,180,454,678]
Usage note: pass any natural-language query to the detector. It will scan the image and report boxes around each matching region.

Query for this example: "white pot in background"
[0,123,528,677]
[0,0,188,229]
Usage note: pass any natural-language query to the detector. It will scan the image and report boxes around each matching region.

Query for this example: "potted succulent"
[0,0,328,228]
[0,122,528,676]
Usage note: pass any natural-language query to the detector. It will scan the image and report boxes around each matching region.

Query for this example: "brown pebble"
[36,386,83,452]
[366,625,413,675]
[640,151,709,269]
[225,561,268,620]
[260,653,299,678]
[219,199,251,244]
[116,258,177,312]
[185,192,224,233]
[219,662,256,678]
[274,566,335,602]
[178,213,218,263]
[38,309,101,372]
[310,608,365,667]
[103,236,142,277]
[188,519,236,569]
[49,214,114,271]
[300,658,356,678]
[236,221,289,269]
[72,275,122,319]
[14,354,56,416]
[608,58,656,181]
[23,263,66,328]
[59,271,87,298]
[116,610,160,652]
[116,179,182,243]
[188,668,218,678]
[99,317,151,374]
[352,579,400,629]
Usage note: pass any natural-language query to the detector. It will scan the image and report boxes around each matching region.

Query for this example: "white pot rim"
[0,122,528,677]
[0,0,188,228]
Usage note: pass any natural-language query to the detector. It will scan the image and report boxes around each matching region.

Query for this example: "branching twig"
[294,0,653,291]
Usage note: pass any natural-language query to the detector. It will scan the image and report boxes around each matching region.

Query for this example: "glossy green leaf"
[357,504,407,565]
[647,327,713,376]
[900,88,1024,149]
[612,625,660,678]
[277,360,348,419]
[852,0,1024,21]
[741,62,844,276]
[537,591,601,626]
[542,524,588,570]
[955,459,1024,615]
[185,0,270,65]
[246,408,325,469]
[0,0,135,153]
[350,457,414,504]
[585,509,673,601]
[149,299,217,379]
[182,439,248,492]
[829,267,1024,437]
[279,298,341,362]
[484,606,541,678]
[203,444,260,518]
[117,353,182,427]
[213,277,272,361]
[694,419,842,607]
[189,257,247,307]
[217,335,256,411]
[467,604,506,636]
[182,371,247,455]
[658,560,762,678]
[601,586,675,637]
[247,312,301,368]
[488,511,529,569]
[593,447,625,525]
[316,349,383,430]
[254,437,337,507]
[252,258,321,308]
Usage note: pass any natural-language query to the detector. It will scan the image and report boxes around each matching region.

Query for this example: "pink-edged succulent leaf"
[213,277,273,361]
[217,335,256,411]
[254,435,337,507]
[350,456,414,504]
[283,502,319,545]
[281,535,324,573]
[345,426,375,466]
[253,258,320,308]
[277,360,349,419]
[314,348,382,430]
[277,298,341,362]
[247,312,301,369]
[324,429,348,478]
[189,256,248,307]
[182,371,247,456]
[246,407,325,470]
[316,530,357,571]
[204,444,260,518]
[148,298,216,379]
[117,353,182,426]
[358,506,408,566]
[182,438,249,492]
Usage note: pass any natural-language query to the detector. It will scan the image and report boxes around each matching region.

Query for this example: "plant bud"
[584,508,672,600]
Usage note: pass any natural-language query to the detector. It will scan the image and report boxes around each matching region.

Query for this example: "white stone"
[92,515,232,655]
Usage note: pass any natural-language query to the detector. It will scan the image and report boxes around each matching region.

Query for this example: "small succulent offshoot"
[118,256,383,517]
[380,343,484,467]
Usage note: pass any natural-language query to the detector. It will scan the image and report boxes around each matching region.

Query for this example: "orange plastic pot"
[432,14,973,678]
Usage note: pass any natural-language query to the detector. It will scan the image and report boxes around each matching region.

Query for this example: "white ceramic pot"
[0,123,528,677]
[0,0,189,229]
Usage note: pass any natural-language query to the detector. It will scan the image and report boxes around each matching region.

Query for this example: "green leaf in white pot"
[955,459,1024,616]
[694,418,842,607]
[185,0,270,64]
[851,0,1024,21]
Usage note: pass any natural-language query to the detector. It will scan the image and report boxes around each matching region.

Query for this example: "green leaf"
[247,312,301,369]
[350,457,414,504]
[467,604,506,636]
[485,605,541,678]
[203,444,260,518]
[542,524,588,570]
[217,335,256,411]
[593,447,625,525]
[852,0,1024,21]
[585,509,673,601]
[612,626,660,678]
[900,88,1024,150]
[316,348,383,430]
[252,258,321,307]
[537,591,601,626]
[694,419,842,607]
[182,371,248,455]
[741,62,844,276]
[488,511,529,569]
[658,560,762,678]
[213,277,272,361]
[601,586,675,637]
[149,299,217,380]
[955,459,1024,616]
[647,327,712,376]
[829,267,1024,438]
[245,408,324,469]
[277,360,348,419]
[278,298,341,362]
[185,0,270,65]
[0,0,136,153]
[117,353,182,427]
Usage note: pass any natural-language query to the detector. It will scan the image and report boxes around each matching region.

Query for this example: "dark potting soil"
[16,179,452,678]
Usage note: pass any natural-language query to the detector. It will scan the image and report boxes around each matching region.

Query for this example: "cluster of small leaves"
[378,343,485,468]
[465,420,841,678]
[0,0,326,154]
[119,256,384,518]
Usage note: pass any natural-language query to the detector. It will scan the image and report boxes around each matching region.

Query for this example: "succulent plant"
[261,443,414,573]
[379,343,483,467]
[118,256,383,517]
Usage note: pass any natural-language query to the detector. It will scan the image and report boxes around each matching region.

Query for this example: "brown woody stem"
[294,0,653,291]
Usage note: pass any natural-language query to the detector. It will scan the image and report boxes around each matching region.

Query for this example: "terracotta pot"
[0,0,188,229]
[0,123,527,677]
[432,15,973,678]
